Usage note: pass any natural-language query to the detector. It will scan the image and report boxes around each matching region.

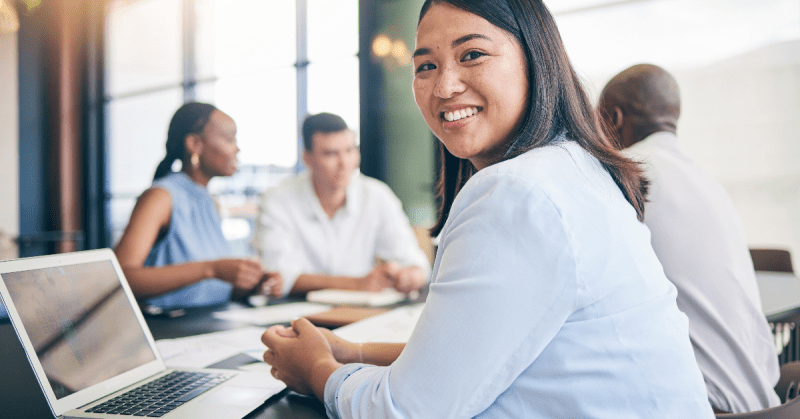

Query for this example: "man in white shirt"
[598,64,780,414]
[252,112,430,296]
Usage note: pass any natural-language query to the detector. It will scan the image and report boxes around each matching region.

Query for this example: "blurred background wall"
[2,0,799,268]
[0,29,19,261]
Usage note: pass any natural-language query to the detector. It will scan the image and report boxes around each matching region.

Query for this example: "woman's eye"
[415,62,436,73]
[462,51,485,62]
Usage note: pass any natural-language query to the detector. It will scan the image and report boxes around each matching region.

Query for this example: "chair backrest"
[716,361,800,418]
[750,249,794,273]
[775,362,800,403]
[715,395,800,418]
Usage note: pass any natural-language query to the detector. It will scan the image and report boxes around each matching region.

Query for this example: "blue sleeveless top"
[142,172,233,308]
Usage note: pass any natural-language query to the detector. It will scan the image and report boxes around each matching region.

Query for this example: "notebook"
[0,249,285,419]
[306,288,411,307]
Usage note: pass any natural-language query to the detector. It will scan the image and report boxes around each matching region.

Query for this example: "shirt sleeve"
[324,172,579,418]
[372,185,432,276]
[251,191,304,295]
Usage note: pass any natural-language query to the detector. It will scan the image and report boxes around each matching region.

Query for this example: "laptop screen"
[2,260,157,399]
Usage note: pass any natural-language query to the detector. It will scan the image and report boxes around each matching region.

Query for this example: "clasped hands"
[213,258,284,298]
[361,261,426,294]
[261,319,353,398]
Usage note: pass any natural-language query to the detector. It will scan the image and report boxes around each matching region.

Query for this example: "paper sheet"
[333,303,425,343]
[156,303,425,370]
[211,302,332,326]
[306,288,411,307]
[156,326,267,369]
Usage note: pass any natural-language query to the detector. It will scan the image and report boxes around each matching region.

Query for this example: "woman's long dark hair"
[422,0,648,236]
[152,102,218,181]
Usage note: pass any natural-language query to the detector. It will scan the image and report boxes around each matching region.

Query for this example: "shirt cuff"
[324,363,366,419]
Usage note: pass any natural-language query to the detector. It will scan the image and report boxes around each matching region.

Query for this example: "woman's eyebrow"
[452,33,492,48]
[413,33,493,58]
[413,47,431,58]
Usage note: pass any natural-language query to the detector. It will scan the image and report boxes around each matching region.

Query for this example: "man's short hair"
[302,112,349,151]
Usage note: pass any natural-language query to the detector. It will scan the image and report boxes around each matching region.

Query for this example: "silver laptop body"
[0,248,285,419]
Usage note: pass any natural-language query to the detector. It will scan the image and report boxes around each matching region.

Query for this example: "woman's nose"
[433,65,466,99]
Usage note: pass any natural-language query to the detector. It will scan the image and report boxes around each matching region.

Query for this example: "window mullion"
[296,0,308,172]
[182,0,197,101]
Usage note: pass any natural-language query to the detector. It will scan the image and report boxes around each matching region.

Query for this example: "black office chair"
[716,361,800,418]
[750,249,794,273]
[714,396,800,418]
[775,361,800,404]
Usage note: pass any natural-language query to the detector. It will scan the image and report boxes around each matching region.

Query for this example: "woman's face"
[199,110,239,177]
[413,2,529,170]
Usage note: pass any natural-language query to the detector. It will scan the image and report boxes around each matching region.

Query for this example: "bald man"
[599,64,780,414]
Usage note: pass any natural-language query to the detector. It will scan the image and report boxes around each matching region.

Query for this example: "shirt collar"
[300,171,362,221]
[640,131,679,148]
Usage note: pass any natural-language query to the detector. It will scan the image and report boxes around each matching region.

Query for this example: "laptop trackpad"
[200,387,267,406]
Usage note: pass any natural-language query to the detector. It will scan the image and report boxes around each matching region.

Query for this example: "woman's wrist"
[337,341,362,364]
[206,260,218,279]
[310,357,343,401]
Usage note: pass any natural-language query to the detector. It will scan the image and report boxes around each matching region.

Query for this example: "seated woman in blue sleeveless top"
[114,103,283,309]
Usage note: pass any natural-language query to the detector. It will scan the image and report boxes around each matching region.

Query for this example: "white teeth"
[444,107,479,122]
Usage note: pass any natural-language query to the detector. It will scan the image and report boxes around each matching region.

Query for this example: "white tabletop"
[756,271,800,318]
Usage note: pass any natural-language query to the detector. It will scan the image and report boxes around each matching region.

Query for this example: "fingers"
[268,274,285,297]
[242,258,263,271]
[231,259,264,290]
[257,273,284,297]
[261,325,285,346]
[276,326,298,338]
[383,261,401,276]
[290,317,316,335]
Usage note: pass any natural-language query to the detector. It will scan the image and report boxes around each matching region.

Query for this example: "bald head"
[599,64,681,149]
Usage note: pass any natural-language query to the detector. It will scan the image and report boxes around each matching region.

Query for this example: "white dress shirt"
[323,140,714,419]
[252,171,431,294]
[625,132,780,413]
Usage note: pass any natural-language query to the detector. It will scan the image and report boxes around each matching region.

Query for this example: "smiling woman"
[412,6,529,171]
[260,1,715,417]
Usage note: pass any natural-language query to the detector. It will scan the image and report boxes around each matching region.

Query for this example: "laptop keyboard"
[85,371,234,417]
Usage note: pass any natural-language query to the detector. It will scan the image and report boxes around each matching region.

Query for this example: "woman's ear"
[611,106,624,131]
[184,133,204,157]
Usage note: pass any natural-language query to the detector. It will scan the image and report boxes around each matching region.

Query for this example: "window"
[105,0,359,253]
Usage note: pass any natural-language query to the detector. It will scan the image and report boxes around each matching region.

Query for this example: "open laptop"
[0,248,286,418]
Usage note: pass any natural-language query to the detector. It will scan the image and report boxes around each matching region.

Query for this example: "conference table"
[4,272,800,418]
[0,294,426,419]
[756,271,800,323]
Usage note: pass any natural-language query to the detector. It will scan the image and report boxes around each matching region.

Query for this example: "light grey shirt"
[626,131,780,413]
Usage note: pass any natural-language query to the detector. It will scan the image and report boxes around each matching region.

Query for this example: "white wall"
[676,41,800,269]
[0,32,19,260]
[556,0,800,270]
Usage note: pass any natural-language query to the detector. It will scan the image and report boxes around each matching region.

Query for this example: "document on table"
[306,288,413,307]
[211,302,332,326]
[156,326,267,369]
[333,303,425,343]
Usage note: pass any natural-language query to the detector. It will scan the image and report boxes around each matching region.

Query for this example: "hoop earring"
[191,154,200,168]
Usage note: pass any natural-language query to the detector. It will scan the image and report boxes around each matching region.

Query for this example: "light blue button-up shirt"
[324,141,714,418]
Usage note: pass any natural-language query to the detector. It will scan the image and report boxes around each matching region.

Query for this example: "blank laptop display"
[3,260,157,399]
